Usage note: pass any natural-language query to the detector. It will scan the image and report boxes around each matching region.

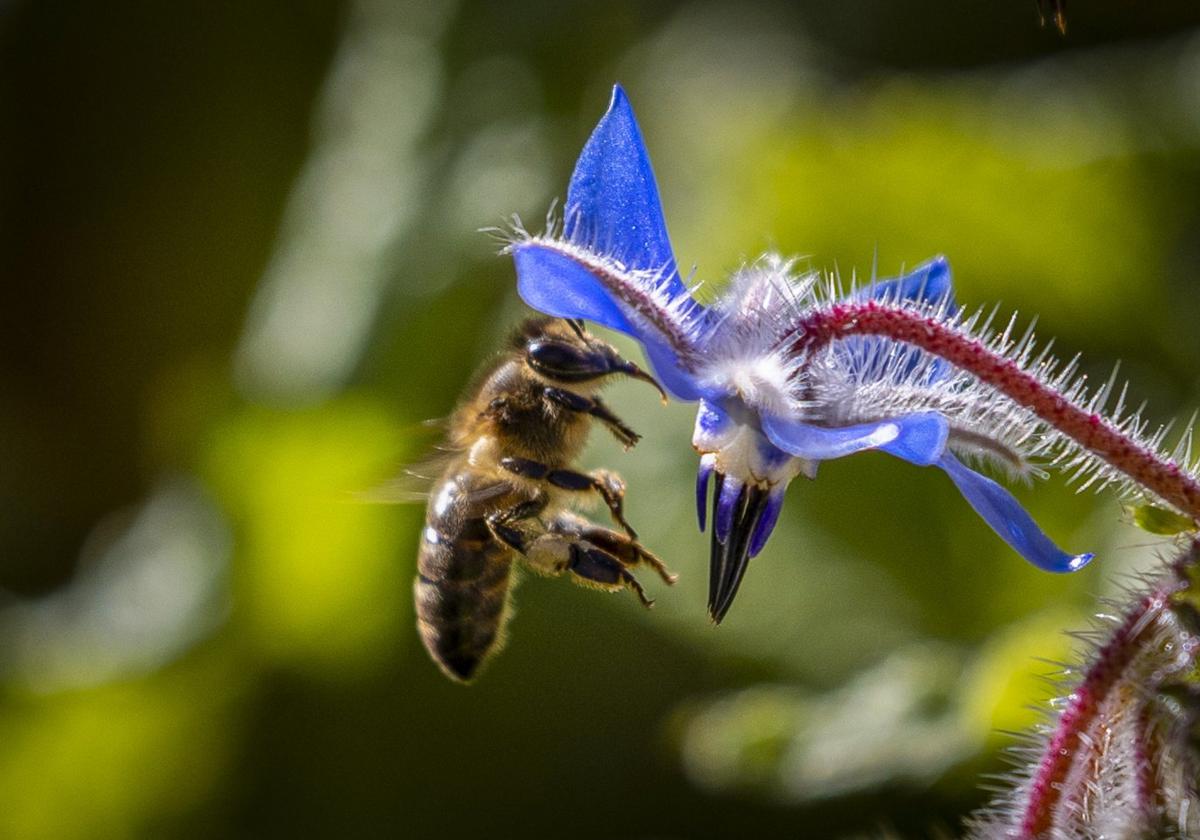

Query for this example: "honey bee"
[412,317,675,683]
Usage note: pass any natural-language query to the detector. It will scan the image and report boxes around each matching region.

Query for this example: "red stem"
[787,301,1200,522]
[1019,582,1173,836]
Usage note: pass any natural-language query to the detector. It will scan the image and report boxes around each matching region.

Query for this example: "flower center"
[692,397,812,487]
[699,353,794,419]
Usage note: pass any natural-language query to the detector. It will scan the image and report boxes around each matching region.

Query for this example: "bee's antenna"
[566,318,587,340]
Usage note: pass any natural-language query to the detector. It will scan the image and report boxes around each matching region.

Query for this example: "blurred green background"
[3,1,1200,837]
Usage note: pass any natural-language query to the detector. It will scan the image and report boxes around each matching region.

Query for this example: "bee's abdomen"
[415,512,515,683]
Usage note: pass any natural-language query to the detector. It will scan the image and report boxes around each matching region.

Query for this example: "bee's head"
[517,318,666,399]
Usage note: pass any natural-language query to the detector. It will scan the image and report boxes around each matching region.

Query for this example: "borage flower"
[505,85,1094,622]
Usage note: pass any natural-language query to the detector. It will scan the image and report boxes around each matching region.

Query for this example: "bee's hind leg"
[521,512,675,608]
[566,543,654,607]
[557,520,676,586]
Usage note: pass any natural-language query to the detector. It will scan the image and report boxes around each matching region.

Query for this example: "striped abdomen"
[415,472,517,682]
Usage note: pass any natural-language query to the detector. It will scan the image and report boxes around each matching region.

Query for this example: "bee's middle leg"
[499,457,638,539]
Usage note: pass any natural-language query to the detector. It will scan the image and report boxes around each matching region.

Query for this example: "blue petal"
[512,86,714,401]
[643,333,708,401]
[512,244,705,400]
[865,256,955,310]
[696,454,715,532]
[937,453,1094,573]
[715,476,742,544]
[514,244,634,333]
[762,412,949,466]
[748,489,785,558]
[565,85,686,299]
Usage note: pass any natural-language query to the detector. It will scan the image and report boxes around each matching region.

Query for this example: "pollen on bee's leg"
[523,533,573,576]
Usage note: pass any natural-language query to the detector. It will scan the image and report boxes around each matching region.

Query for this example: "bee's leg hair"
[542,387,640,448]
[499,457,638,540]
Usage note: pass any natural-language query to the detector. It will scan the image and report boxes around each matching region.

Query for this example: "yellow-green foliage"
[202,398,410,671]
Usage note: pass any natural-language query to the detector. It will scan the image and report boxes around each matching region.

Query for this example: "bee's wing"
[355,418,459,504]
[461,480,514,507]
[357,447,459,504]
[357,447,515,507]
[358,474,438,504]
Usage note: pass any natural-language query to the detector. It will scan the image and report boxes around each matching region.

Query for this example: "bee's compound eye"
[527,340,606,381]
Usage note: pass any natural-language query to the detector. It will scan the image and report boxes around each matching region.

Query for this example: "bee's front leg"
[542,387,641,449]
[498,457,639,539]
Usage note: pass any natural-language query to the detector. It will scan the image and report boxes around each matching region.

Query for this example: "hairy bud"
[967,540,1200,839]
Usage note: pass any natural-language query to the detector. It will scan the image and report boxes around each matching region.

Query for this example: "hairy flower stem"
[1021,569,1181,836]
[969,541,1200,839]
[787,300,1200,522]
